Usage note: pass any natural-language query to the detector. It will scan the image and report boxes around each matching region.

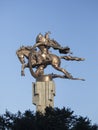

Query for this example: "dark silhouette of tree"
[0,115,5,130]
[72,116,98,130]
[12,110,36,130]
[43,107,75,130]
[0,107,98,130]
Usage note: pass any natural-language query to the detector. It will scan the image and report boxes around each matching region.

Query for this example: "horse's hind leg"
[53,64,73,79]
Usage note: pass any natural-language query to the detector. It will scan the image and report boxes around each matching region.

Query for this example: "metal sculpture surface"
[16,32,85,81]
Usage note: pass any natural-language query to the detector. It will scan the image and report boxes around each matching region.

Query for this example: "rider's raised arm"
[48,39,71,54]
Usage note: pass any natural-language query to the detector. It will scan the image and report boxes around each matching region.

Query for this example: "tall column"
[32,76,55,113]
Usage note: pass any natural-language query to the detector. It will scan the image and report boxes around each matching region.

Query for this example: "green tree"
[72,116,98,130]
[0,115,5,130]
[0,107,98,130]
[43,107,75,130]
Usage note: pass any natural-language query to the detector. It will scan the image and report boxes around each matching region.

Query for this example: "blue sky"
[0,0,98,124]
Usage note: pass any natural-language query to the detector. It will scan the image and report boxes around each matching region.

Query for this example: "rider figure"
[33,32,71,65]
[35,33,52,63]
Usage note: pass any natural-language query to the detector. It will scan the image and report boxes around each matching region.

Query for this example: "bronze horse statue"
[16,46,85,80]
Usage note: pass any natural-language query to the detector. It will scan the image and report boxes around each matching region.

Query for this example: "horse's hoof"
[21,71,25,76]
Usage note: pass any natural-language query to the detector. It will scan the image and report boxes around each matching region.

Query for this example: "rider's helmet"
[36,33,46,43]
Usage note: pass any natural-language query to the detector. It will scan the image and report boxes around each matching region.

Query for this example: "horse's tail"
[60,55,85,61]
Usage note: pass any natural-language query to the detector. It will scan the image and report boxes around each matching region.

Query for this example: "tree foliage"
[0,107,98,130]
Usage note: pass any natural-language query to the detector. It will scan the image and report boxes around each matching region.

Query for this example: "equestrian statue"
[16,32,85,81]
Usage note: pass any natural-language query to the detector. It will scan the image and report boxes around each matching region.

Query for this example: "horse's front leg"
[21,64,25,76]
[21,63,29,76]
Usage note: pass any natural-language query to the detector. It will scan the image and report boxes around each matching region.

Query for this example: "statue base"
[36,75,53,82]
[32,76,55,113]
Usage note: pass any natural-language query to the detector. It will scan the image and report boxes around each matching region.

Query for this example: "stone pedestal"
[32,80,55,113]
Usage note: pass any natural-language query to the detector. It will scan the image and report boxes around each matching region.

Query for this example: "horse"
[16,46,84,80]
[16,46,36,76]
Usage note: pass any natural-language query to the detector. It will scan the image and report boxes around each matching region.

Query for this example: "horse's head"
[16,48,25,64]
[16,46,32,64]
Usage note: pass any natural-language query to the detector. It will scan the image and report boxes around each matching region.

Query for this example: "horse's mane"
[19,45,32,51]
